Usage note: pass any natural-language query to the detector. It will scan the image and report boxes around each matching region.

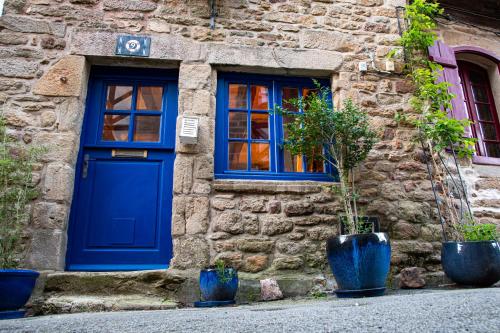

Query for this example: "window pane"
[307,158,324,173]
[229,84,247,109]
[306,146,324,173]
[476,104,493,121]
[303,88,319,98]
[284,150,304,172]
[133,115,161,142]
[106,86,133,110]
[228,142,247,170]
[251,113,269,139]
[102,115,130,141]
[486,143,500,158]
[251,143,270,171]
[229,112,247,139]
[251,85,269,110]
[469,70,484,85]
[136,86,163,111]
[480,123,498,141]
[282,87,299,112]
[472,85,488,103]
[283,114,296,139]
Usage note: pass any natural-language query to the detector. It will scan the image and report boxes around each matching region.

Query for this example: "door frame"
[65,66,179,271]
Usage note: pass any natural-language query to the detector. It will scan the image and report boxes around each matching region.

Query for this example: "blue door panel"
[66,67,178,271]
[85,160,161,248]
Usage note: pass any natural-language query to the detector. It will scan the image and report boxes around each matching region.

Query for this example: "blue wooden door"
[66,67,178,271]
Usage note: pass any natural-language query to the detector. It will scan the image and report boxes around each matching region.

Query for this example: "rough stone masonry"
[0,0,498,289]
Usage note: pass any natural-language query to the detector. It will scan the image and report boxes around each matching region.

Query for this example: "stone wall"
[0,0,498,282]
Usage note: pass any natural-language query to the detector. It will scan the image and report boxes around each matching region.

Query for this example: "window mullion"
[247,82,251,171]
[272,80,278,173]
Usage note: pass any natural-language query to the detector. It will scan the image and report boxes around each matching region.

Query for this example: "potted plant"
[280,86,390,298]
[0,116,42,319]
[194,259,239,307]
[394,0,499,287]
[442,224,499,287]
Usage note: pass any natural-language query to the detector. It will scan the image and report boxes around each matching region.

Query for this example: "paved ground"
[1,288,499,333]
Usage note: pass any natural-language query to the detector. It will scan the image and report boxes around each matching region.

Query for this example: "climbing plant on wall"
[392,0,481,240]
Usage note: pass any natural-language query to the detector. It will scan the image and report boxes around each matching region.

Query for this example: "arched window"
[429,41,500,165]
[458,61,500,158]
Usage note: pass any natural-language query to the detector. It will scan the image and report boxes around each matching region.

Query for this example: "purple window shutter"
[428,41,471,135]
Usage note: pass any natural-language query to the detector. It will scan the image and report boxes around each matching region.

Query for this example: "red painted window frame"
[458,61,500,164]
[453,46,500,166]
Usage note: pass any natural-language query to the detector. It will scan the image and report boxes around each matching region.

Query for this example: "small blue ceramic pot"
[0,269,39,311]
[442,241,500,287]
[326,233,391,292]
[199,268,238,302]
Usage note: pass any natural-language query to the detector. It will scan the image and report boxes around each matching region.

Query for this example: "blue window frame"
[215,73,336,181]
[84,66,178,150]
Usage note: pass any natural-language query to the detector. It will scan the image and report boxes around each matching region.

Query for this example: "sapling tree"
[279,85,377,235]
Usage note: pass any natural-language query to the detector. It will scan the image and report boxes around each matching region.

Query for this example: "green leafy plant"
[395,0,479,240]
[310,290,327,299]
[459,224,498,242]
[278,84,377,235]
[0,116,44,269]
[214,259,235,284]
[400,0,476,158]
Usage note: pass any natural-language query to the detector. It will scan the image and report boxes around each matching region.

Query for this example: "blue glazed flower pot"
[0,269,39,311]
[326,233,391,296]
[442,241,500,287]
[199,268,238,302]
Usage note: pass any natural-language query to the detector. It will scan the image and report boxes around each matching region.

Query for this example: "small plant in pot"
[280,86,391,298]
[0,116,43,319]
[394,0,499,287]
[442,223,500,287]
[194,259,239,307]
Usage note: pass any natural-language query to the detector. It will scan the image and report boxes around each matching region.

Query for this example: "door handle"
[82,154,90,179]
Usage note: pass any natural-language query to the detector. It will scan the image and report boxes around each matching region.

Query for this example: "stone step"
[30,269,332,315]
[32,295,177,315]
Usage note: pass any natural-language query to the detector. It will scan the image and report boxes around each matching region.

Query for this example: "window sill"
[472,155,500,166]
[213,179,338,194]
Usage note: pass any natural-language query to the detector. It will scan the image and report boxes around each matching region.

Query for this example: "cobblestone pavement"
[1,288,499,333]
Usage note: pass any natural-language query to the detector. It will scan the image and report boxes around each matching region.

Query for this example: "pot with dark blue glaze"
[326,233,391,297]
[199,268,238,302]
[442,240,500,287]
[0,269,39,319]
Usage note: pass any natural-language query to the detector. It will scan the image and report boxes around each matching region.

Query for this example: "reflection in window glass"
[284,150,303,172]
[486,143,500,158]
[102,115,130,141]
[480,123,498,141]
[251,113,269,139]
[472,85,488,103]
[303,88,319,98]
[307,158,324,173]
[251,143,270,170]
[137,86,163,111]
[229,112,247,139]
[469,70,484,85]
[229,84,247,109]
[282,87,299,112]
[251,85,269,110]
[106,86,133,110]
[476,104,493,121]
[228,142,247,170]
[282,114,296,139]
[133,115,161,142]
[306,146,324,173]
